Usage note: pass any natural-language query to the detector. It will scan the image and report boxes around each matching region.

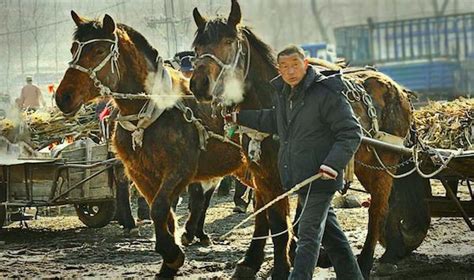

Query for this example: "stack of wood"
[414,98,474,150]
[0,104,100,149]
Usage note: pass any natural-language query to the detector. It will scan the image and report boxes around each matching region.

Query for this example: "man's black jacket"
[238,66,362,193]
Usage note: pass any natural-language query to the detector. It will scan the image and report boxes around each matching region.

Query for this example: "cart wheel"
[74,200,116,228]
[0,205,6,229]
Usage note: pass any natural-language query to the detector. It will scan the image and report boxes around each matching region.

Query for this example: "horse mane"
[73,19,159,71]
[240,26,277,70]
[192,17,237,46]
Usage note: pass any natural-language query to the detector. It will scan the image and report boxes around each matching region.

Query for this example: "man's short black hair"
[277,45,305,62]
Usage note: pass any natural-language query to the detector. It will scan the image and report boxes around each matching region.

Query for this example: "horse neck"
[239,39,278,110]
[112,38,150,116]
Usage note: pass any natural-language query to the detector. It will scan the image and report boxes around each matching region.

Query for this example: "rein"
[193,34,251,116]
[68,30,241,152]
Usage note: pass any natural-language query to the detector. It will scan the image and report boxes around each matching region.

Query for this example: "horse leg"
[357,171,392,279]
[137,195,150,220]
[114,165,136,232]
[233,191,269,279]
[168,208,177,236]
[151,179,187,279]
[181,182,205,246]
[195,185,216,246]
[267,197,291,280]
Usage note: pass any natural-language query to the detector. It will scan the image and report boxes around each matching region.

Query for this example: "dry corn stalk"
[0,104,100,149]
[414,98,474,150]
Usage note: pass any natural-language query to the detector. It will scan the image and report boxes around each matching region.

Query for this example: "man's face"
[278,53,308,88]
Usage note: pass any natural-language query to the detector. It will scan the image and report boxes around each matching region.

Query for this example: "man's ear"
[304,58,309,69]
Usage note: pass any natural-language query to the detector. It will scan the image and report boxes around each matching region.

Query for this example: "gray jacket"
[238,66,362,192]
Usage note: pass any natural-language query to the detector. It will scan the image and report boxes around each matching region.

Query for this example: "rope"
[220,173,322,240]
[370,147,418,178]
[412,146,459,178]
[207,131,242,150]
[250,181,312,240]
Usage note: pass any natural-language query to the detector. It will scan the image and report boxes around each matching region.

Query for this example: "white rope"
[220,173,322,240]
[412,145,459,178]
[370,147,418,178]
[250,181,312,240]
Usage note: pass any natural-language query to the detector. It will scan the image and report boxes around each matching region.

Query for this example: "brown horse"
[55,11,291,279]
[189,0,414,278]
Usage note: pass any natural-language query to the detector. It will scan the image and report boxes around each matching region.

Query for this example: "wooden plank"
[427,198,474,217]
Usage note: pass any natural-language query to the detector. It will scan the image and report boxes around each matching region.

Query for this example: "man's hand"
[224,111,238,123]
[318,164,338,180]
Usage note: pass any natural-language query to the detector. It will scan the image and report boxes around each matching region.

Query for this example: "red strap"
[99,107,111,121]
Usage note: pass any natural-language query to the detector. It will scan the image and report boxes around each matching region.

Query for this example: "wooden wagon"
[0,138,119,229]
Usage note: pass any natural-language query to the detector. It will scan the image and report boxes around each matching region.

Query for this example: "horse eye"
[96,48,106,55]
[225,39,233,44]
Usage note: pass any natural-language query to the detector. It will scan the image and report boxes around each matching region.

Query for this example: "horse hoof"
[123,227,140,237]
[156,266,176,280]
[130,228,140,237]
[375,263,398,276]
[181,233,193,246]
[232,263,257,279]
[157,250,185,279]
[357,254,374,279]
[198,236,213,246]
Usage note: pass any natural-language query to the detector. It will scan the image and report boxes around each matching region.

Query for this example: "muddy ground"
[0,180,473,279]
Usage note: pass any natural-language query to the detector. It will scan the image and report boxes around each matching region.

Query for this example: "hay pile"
[414,98,474,150]
[0,104,100,149]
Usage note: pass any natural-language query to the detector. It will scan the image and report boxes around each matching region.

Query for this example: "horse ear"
[103,14,116,34]
[193,7,206,29]
[71,10,85,26]
[227,0,241,28]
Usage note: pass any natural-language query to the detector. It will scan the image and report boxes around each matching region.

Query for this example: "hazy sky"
[0,0,473,95]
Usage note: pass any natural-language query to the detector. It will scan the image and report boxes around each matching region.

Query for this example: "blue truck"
[334,13,474,99]
[301,43,337,63]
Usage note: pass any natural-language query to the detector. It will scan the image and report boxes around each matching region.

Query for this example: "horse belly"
[194,141,244,180]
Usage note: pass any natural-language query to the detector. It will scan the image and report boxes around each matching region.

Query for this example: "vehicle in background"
[335,12,474,100]
[301,42,337,63]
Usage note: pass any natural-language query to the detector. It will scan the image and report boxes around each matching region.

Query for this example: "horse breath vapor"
[145,71,182,110]
[222,75,244,106]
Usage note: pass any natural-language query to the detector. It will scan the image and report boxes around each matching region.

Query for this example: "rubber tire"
[74,200,116,228]
[0,205,6,229]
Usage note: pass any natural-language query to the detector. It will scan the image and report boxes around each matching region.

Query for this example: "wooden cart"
[0,139,119,229]
[364,136,474,229]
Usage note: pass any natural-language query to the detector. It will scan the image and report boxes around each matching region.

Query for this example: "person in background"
[179,55,194,79]
[18,76,45,110]
[172,51,195,79]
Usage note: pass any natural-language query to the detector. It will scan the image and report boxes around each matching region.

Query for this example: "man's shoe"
[233,205,247,213]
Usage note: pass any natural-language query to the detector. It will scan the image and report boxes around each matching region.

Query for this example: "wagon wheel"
[74,200,116,228]
[380,164,431,266]
[0,205,6,229]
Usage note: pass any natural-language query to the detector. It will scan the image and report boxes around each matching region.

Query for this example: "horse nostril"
[56,91,73,107]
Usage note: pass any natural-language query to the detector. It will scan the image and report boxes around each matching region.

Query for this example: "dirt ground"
[0,180,472,279]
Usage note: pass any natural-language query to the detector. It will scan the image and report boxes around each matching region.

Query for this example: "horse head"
[56,11,122,116]
[190,0,250,106]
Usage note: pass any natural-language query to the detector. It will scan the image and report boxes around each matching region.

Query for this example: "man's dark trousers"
[289,187,363,280]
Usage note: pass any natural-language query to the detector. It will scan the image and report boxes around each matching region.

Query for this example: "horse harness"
[68,32,242,152]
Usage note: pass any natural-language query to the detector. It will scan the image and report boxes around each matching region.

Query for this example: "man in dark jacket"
[227,45,363,280]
